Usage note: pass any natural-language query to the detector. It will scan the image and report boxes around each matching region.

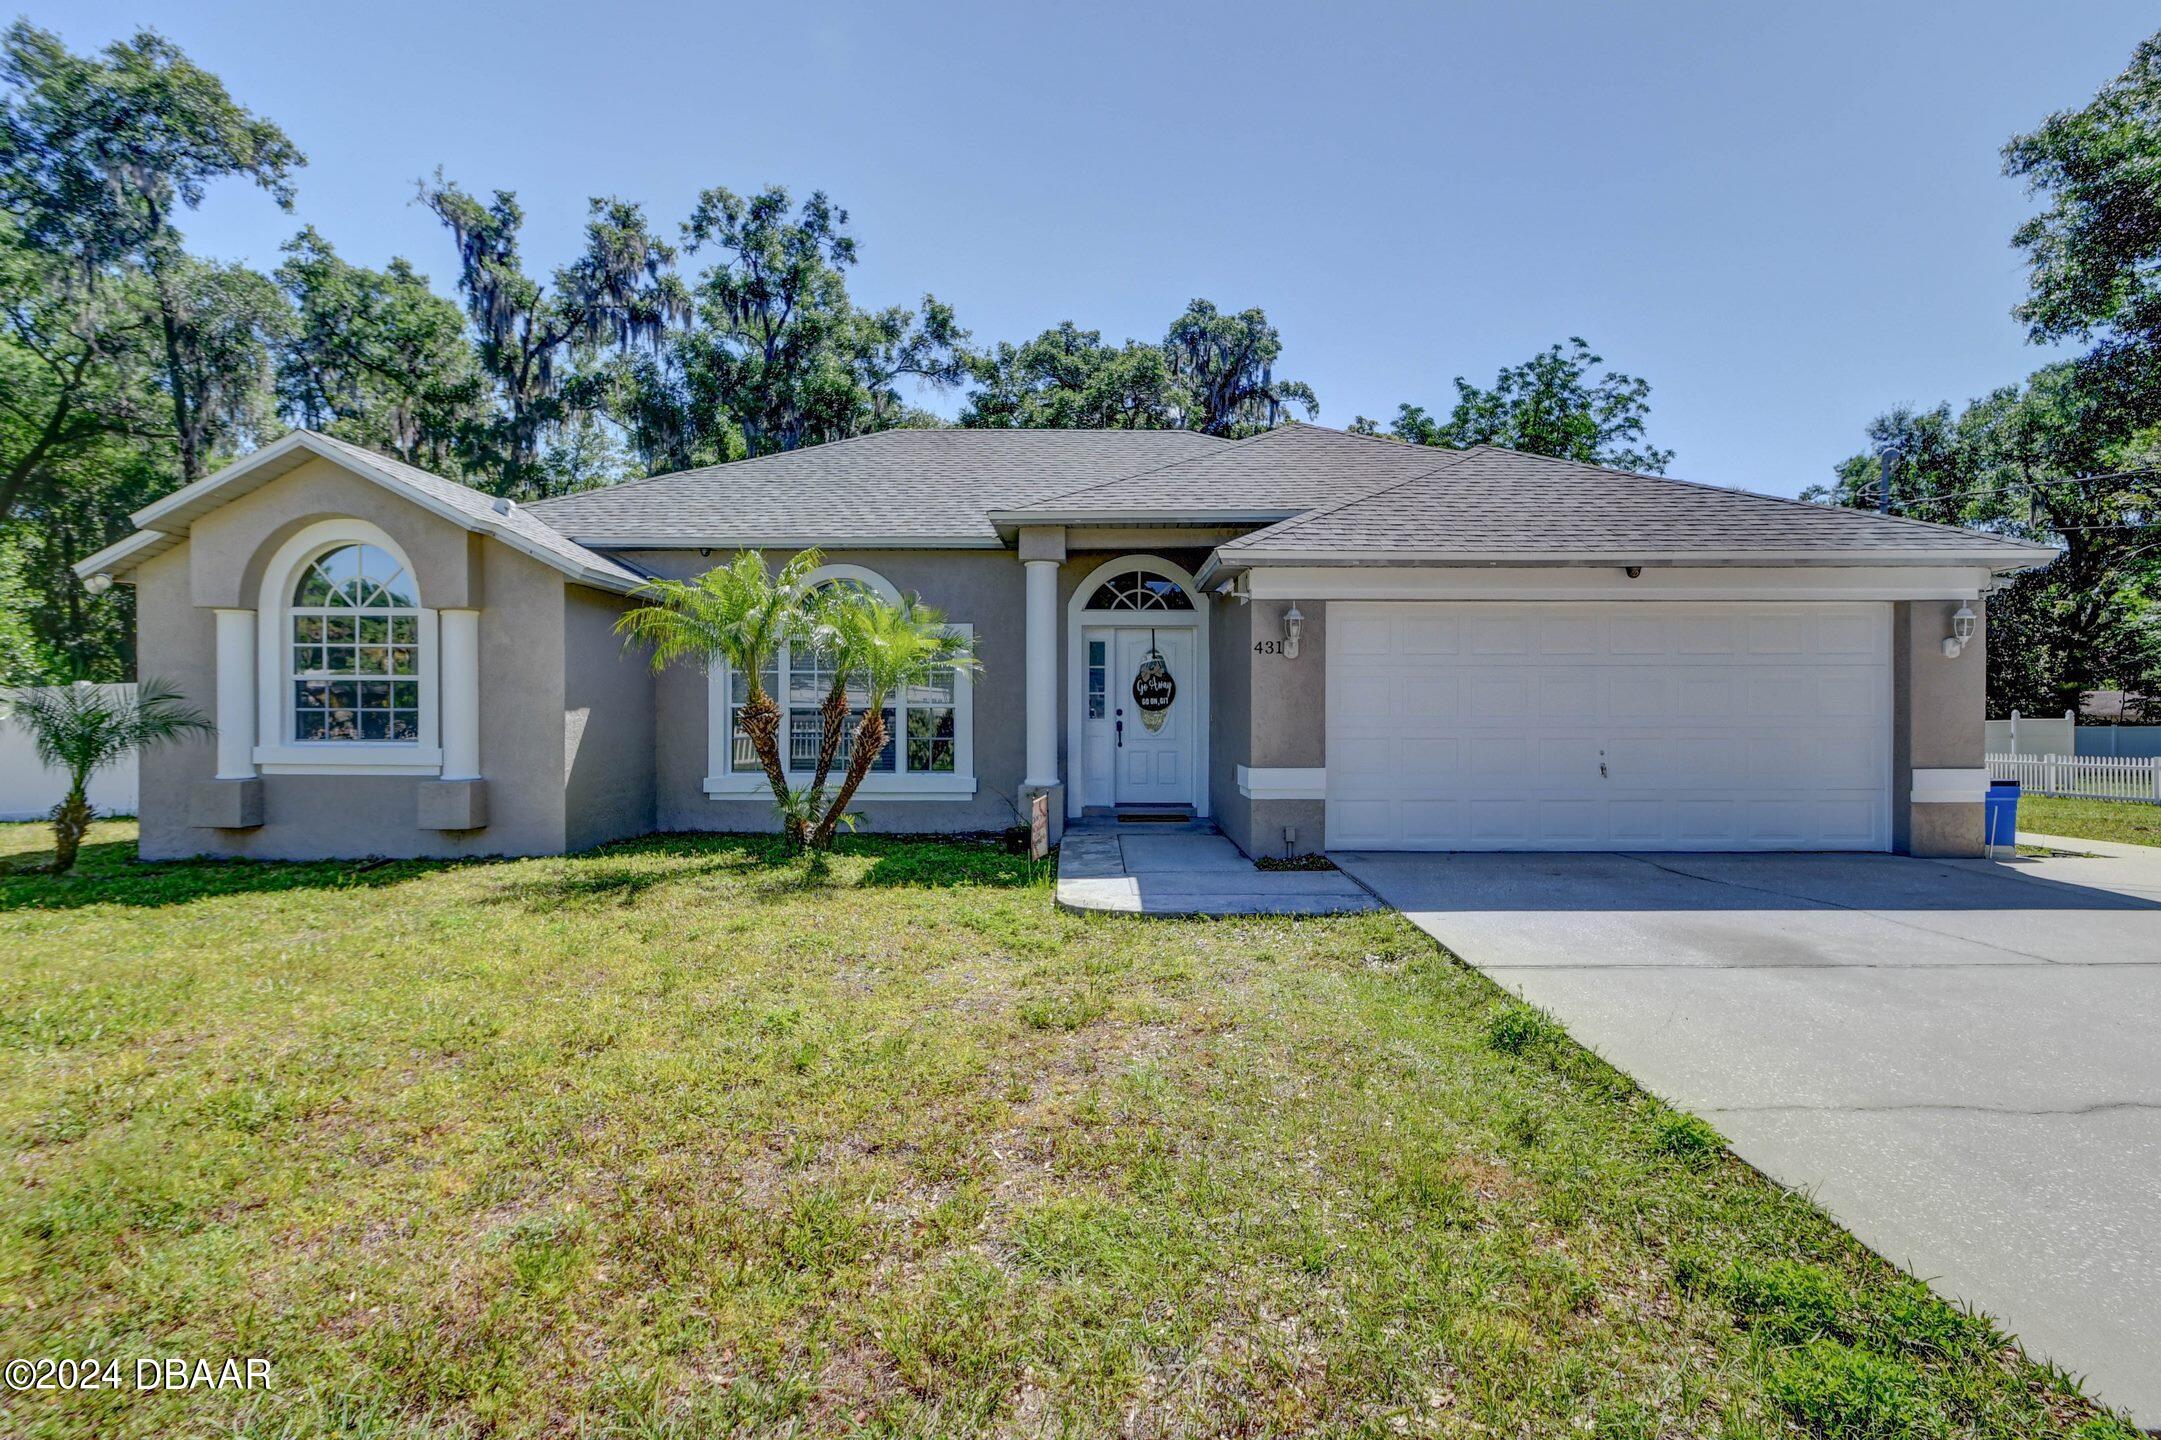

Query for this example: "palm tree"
[614,549,823,840]
[809,596,978,848]
[4,680,213,874]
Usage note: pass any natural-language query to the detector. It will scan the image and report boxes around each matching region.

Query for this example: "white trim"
[702,772,978,800]
[213,608,257,779]
[256,748,444,776]
[1240,565,2002,604]
[79,430,639,592]
[1911,767,1988,804]
[576,534,1005,551]
[804,562,903,605]
[1024,559,1060,788]
[1226,550,2052,575]
[253,518,443,776]
[1064,555,1210,820]
[438,608,481,780]
[74,527,172,579]
[1237,765,1326,800]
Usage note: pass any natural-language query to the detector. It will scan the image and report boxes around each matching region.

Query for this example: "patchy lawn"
[2021,794,2161,849]
[0,822,2137,1439]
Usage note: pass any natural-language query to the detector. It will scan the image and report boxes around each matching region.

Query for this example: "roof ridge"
[1462,445,2045,546]
[1228,444,1482,547]
[524,426,1232,516]
[1012,423,1308,509]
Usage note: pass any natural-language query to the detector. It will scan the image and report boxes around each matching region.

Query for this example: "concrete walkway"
[1333,842,2161,1427]
[1056,823,1379,916]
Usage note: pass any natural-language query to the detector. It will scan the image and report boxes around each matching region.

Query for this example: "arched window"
[288,543,422,742]
[1086,569,1193,611]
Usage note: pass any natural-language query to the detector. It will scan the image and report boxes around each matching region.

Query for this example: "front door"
[1113,627,1195,806]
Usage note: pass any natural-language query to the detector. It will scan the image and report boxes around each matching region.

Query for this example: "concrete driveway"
[1333,840,2161,1426]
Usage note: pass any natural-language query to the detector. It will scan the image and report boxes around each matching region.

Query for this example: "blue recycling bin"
[1985,779,2020,851]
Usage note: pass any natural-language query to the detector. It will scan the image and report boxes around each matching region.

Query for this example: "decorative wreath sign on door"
[1131,628,1177,733]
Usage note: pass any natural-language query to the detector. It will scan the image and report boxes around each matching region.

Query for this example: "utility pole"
[1878,446,1900,516]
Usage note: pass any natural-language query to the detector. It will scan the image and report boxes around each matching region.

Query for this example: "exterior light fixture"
[82,573,112,596]
[1943,603,1976,658]
[1283,603,1305,658]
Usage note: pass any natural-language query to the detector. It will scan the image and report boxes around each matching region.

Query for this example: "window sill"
[254,743,442,777]
[702,772,978,801]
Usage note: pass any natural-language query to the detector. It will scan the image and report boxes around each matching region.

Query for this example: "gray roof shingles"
[525,428,1226,544]
[1216,443,2055,561]
[307,434,647,586]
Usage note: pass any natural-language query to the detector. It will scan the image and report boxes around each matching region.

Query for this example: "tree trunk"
[49,785,92,875]
[735,689,804,844]
[153,272,202,484]
[811,707,887,849]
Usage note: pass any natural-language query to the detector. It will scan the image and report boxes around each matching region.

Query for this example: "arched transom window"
[1087,569,1193,611]
[289,543,421,742]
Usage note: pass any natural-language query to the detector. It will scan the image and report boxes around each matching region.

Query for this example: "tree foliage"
[961,302,1315,436]
[1355,337,1673,473]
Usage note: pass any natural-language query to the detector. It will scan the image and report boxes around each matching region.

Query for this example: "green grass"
[2020,794,2161,848]
[0,821,2137,1439]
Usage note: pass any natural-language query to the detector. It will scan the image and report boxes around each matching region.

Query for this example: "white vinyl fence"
[0,684,139,821]
[1986,752,2161,804]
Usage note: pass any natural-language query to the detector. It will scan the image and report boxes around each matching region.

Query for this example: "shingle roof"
[525,428,1227,545]
[992,422,1470,519]
[1218,443,2057,564]
[75,430,647,592]
[304,435,645,587]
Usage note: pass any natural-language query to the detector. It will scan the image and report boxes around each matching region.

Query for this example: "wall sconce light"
[1942,603,1976,658]
[1283,603,1305,658]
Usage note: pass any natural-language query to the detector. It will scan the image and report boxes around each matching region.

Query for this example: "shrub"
[1485,1002,1560,1055]
[1650,1109,1723,1161]
[1766,1339,1944,1439]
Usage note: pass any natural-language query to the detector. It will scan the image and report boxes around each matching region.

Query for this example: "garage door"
[1326,602,1891,851]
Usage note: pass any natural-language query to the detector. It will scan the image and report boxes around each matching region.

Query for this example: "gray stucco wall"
[132,463,580,860]
[1895,596,1988,857]
[635,543,1224,836]
[639,548,1033,835]
[563,585,657,851]
[1209,597,1328,859]
[1209,594,1255,855]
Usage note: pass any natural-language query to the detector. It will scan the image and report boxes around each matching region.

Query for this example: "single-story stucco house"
[75,423,2054,861]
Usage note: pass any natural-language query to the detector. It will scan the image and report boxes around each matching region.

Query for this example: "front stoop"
[1055,824,1380,917]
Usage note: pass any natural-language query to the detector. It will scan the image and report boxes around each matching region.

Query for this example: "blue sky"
[40,1,2159,495]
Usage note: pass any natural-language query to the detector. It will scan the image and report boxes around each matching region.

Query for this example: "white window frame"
[252,518,443,775]
[703,564,976,799]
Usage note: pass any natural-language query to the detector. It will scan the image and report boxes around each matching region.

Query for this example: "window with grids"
[288,543,421,742]
[1086,570,1192,610]
[728,645,959,777]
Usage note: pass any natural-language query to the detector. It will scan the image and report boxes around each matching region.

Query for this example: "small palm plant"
[809,596,978,849]
[4,679,213,874]
[614,549,824,842]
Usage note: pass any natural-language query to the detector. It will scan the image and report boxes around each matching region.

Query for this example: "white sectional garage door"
[1326,602,1892,851]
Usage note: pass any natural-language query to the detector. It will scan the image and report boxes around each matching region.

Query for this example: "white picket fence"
[1986,752,2161,804]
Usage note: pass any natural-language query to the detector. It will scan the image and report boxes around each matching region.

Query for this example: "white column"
[212,608,256,779]
[1023,559,1059,788]
[439,608,481,780]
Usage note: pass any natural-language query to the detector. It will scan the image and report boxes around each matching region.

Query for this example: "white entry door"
[1114,627,1196,806]
[1326,601,1892,851]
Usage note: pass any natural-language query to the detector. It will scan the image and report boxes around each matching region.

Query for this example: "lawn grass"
[0,821,2138,1439]
[2020,794,2161,848]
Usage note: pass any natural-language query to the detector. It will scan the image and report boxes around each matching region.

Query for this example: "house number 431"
[1252,639,1289,655]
